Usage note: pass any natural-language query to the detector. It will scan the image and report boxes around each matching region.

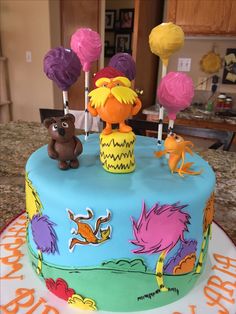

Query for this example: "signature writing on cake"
[0,215,26,280]
[204,253,236,314]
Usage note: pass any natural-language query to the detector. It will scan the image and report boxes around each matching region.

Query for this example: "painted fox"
[68,208,111,250]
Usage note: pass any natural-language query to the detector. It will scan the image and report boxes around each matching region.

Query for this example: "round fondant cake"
[25,133,215,312]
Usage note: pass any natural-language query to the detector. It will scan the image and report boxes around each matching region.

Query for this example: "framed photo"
[119,9,134,30]
[105,10,116,30]
[115,33,131,53]
[222,48,236,85]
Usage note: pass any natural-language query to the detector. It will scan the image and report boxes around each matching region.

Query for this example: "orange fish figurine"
[88,76,141,135]
[155,133,202,177]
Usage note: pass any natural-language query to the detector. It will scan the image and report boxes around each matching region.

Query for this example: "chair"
[39,108,64,123]
[127,119,235,151]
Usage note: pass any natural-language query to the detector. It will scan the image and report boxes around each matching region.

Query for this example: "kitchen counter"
[0,121,235,244]
[143,105,236,131]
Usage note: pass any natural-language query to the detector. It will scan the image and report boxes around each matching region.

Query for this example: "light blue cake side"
[25,133,215,311]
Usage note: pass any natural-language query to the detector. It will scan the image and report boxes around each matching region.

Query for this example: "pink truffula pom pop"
[157,72,194,120]
[70,28,102,140]
[70,28,102,72]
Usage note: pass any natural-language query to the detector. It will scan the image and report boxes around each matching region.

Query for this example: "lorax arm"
[88,102,98,117]
[131,98,142,116]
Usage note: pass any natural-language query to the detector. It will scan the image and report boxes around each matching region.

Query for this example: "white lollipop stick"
[157,106,164,145]
[63,91,69,115]
[157,64,167,145]
[168,119,174,134]
[84,71,90,141]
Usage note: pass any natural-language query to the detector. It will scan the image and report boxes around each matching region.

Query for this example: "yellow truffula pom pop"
[149,22,184,66]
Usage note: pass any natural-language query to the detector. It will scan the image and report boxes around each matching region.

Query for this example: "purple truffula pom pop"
[43,47,82,91]
[43,47,82,114]
[108,53,136,81]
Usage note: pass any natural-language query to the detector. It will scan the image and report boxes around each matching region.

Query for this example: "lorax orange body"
[88,76,142,135]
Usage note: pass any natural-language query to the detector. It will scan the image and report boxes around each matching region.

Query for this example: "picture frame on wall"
[119,9,134,30]
[105,10,116,30]
[222,48,236,85]
[115,33,131,53]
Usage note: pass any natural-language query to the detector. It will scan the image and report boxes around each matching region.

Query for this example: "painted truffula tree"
[26,173,58,274]
[196,193,215,273]
[31,214,58,274]
[131,202,194,292]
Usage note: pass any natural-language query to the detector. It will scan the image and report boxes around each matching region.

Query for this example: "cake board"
[1,212,236,314]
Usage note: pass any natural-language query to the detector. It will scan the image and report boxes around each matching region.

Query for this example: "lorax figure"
[88,76,142,135]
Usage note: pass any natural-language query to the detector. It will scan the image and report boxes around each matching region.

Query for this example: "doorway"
[61,0,164,112]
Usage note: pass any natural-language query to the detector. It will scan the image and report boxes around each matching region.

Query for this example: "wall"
[167,38,236,108]
[0,0,61,122]
[49,0,62,108]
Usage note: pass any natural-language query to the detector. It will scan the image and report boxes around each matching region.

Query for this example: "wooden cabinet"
[166,0,236,35]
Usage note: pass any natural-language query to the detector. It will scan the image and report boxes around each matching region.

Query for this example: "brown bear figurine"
[44,114,83,170]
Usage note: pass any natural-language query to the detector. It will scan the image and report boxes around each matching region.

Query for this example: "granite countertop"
[143,105,236,126]
[0,121,235,244]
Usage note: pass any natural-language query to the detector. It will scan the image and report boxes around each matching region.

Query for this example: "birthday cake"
[25,129,215,312]
[25,24,216,312]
